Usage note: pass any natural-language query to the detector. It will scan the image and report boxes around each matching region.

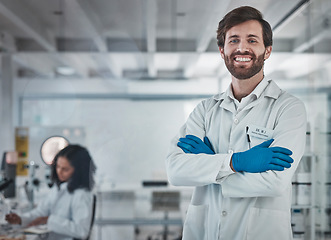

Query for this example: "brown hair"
[216,6,272,48]
[51,144,96,193]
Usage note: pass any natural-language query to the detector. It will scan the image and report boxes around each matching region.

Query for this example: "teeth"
[235,57,251,62]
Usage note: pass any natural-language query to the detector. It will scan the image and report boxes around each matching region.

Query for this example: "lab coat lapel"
[50,183,67,214]
[219,97,236,113]
[215,92,237,114]
[263,80,282,99]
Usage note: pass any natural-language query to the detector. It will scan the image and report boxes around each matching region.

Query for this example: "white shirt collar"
[213,78,282,102]
[227,77,270,111]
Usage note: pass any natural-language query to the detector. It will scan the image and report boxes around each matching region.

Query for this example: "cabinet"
[291,130,316,240]
[314,129,331,240]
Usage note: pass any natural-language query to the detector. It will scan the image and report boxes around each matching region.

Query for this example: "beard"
[224,50,265,80]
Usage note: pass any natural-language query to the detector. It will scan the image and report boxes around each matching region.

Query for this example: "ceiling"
[1,0,331,86]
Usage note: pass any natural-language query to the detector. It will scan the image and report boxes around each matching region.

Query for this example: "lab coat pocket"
[250,136,267,148]
[246,208,292,240]
[182,204,209,240]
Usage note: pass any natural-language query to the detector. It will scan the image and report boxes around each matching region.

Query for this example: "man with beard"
[166,6,306,240]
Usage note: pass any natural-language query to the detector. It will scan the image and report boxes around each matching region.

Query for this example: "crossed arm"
[166,98,307,198]
[177,134,294,173]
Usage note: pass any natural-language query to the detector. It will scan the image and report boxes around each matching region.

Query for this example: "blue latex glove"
[232,139,294,172]
[177,135,215,154]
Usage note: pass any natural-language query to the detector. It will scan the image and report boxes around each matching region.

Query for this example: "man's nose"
[237,41,249,52]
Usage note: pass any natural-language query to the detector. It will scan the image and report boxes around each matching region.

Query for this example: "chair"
[74,194,96,240]
[147,191,181,240]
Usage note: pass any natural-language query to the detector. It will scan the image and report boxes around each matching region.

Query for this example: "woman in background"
[6,144,96,240]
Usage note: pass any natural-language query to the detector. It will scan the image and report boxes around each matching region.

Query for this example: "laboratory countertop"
[95,183,193,203]
[95,182,194,194]
[0,224,41,240]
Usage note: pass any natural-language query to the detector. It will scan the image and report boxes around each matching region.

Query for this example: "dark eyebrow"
[228,35,239,39]
[248,34,260,39]
[228,34,261,39]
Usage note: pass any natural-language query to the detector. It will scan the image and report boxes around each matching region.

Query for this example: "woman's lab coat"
[21,182,93,240]
[166,79,307,240]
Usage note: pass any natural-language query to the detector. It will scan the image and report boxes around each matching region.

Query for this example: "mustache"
[230,51,255,59]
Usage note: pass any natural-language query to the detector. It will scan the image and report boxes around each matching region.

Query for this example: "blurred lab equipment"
[23,135,69,209]
[40,136,69,166]
[148,191,181,240]
[15,127,29,177]
[1,151,18,198]
[24,160,40,209]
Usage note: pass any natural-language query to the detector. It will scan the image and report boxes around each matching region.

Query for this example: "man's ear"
[264,46,272,60]
[219,47,225,59]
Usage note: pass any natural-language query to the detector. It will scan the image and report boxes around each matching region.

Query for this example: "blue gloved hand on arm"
[231,139,294,173]
[177,135,215,154]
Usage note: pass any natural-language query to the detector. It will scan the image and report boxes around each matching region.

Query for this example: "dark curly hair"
[51,144,96,193]
[216,6,272,48]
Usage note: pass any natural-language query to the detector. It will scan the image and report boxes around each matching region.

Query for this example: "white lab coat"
[166,79,307,240]
[21,182,93,240]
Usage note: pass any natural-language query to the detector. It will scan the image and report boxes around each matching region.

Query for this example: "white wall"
[13,76,330,188]
[21,98,202,187]
[14,77,215,188]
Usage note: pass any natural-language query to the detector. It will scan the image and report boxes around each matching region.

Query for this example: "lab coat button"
[222,211,227,216]
[234,118,239,124]
[228,149,233,154]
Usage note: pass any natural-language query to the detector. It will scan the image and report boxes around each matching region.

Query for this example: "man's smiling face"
[220,20,272,80]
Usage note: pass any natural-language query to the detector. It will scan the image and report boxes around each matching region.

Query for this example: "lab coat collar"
[216,88,236,113]
[213,79,282,101]
[263,79,282,99]
[59,182,68,191]
[213,79,282,112]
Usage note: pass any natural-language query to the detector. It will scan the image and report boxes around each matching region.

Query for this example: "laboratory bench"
[0,223,44,240]
[92,184,192,240]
